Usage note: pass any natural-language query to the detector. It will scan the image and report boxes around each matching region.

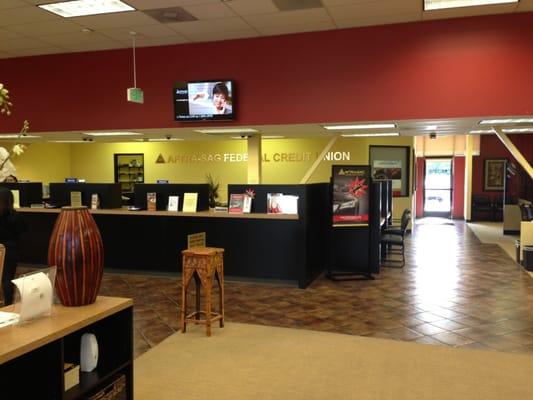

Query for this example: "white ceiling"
[0,0,532,58]
[1,116,531,142]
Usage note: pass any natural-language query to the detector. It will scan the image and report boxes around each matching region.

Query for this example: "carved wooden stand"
[180,247,225,336]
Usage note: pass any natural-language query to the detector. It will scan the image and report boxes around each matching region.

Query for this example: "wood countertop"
[0,296,132,365]
[18,207,299,220]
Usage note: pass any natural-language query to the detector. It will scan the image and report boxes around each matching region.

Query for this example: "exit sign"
[127,87,144,104]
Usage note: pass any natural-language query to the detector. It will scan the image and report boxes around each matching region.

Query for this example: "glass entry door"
[424,158,452,218]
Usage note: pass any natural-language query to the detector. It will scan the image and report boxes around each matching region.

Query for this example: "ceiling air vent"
[143,7,197,23]
[273,0,323,11]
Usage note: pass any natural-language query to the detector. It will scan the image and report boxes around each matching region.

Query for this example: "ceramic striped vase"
[48,206,104,306]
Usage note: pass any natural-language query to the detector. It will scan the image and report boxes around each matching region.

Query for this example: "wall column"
[464,135,474,221]
[247,135,262,184]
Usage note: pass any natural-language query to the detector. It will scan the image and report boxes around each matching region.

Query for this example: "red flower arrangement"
[348,177,368,198]
[245,188,256,199]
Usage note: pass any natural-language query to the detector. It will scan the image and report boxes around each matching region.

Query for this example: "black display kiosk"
[49,183,122,209]
[0,182,43,206]
[327,165,382,280]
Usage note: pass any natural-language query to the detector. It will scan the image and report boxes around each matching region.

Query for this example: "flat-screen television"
[173,80,234,121]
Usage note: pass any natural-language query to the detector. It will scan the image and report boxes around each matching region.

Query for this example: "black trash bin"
[515,240,521,264]
[524,246,533,271]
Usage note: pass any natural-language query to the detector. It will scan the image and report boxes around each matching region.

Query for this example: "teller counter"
[18,183,329,288]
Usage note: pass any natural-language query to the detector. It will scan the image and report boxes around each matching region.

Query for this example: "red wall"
[1,12,533,133]
[472,134,533,199]
[452,157,465,219]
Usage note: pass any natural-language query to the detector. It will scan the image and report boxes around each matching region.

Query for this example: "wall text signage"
[156,151,351,164]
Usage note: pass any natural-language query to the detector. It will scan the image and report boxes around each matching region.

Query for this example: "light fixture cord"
[132,34,137,88]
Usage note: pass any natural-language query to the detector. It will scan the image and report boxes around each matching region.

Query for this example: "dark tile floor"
[94,220,533,358]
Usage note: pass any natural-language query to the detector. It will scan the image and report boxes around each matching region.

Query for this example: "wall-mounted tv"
[173,80,234,122]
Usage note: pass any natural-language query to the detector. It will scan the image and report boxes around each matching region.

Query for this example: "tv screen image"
[174,80,234,121]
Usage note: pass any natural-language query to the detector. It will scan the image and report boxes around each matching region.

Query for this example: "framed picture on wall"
[369,146,410,197]
[484,158,506,191]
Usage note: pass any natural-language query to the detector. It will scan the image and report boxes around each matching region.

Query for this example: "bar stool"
[180,247,225,336]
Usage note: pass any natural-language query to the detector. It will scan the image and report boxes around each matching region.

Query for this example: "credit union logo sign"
[155,151,350,164]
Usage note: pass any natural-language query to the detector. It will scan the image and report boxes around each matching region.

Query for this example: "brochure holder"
[11,266,56,325]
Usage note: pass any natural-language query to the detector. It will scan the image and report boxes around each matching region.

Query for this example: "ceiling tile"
[62,41,125,52]
[0,5,59,26]
[6,46,67,57]
[188,28,260,42]
[182,2,236,19]
[225,0,279,16]
[70,11,158,30]
[124,0,220,10]
[0,36,52,51]
[322,0,374,5]
[328,0,422,20]
[6,20,85,36]
[514,0,533,11]
[243,8,332,28]
[257,19,336,35]
[167,17,251,35]
[39,31,117,46]
[0,27,23,40]
[99,24,178,41]
[0,0,27,10]
[422,4,517,20]
[127,35,190,47]
[335,12,421,28]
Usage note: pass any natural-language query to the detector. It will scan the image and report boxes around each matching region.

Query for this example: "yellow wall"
[7,136,414,218]
[0,142,71,184]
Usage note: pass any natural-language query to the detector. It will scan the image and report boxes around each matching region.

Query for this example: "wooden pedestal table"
[0,296,133,400]
[181,247,225,337]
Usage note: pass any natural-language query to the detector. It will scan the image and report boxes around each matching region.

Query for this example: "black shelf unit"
[0,305,133,400]
[114,153,144,195]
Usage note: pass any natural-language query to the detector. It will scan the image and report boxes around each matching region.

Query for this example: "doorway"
[424,158,452,218]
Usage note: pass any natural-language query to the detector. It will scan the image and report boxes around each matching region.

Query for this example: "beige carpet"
[468,222,533,278]
[134,323,533,400]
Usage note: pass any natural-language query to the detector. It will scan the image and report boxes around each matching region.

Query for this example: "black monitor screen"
[173,80,234,121]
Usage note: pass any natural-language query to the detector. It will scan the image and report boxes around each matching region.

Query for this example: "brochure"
[267,193,298,214]
[11,190,20,209]
[183,193,198,212]
[90,193,99,210]
[267,193,283,214]
[147,192,157,211]
[167,196,179,211]
[70,191,82,207]
[229,194,245,213]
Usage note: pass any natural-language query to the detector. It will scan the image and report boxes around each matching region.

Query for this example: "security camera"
[429,132,437,140]
[82,137,93,142]
[240,135,252,139]
[165,135,172,140]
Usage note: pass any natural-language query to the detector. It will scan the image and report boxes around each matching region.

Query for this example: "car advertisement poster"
[332,165,370,226]
[372,160,402,196]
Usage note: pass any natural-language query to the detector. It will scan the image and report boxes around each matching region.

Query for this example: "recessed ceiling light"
[0,134,41,139]
[39,0,135,18]
[469,129,493,134]
[195,128,258,134]
[424,0,518,11]
[501,127,533,133]
[83,131,142,136]
[479,118,533,125]
[341,132,400,137]
[323,123,396,130]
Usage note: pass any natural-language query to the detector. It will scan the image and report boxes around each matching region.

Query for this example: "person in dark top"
[0,187,27,305]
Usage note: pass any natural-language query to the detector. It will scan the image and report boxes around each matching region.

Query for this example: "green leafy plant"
[206,173,220,208]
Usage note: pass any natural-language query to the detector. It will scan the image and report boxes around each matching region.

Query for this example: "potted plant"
[206,173,219,210]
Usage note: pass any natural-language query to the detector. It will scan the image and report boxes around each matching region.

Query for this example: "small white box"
[64,363,80,391]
